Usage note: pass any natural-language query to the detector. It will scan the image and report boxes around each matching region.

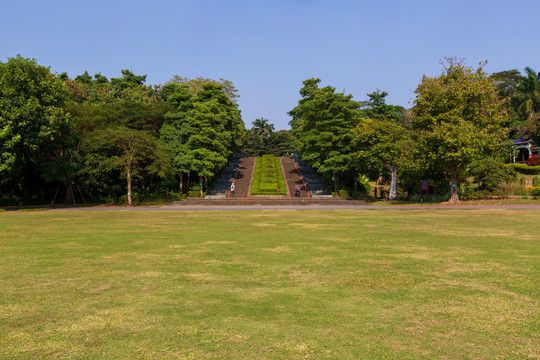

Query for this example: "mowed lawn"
[0,209,538,359]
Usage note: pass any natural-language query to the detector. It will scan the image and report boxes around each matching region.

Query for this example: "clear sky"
[2,0,539,130]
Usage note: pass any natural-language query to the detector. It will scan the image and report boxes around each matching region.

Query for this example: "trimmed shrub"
[508,164,540,175]
[531,187,540,197]
[251,155,287,195]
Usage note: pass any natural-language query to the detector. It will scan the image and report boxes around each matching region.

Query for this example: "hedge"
[251,155,287,195]
[506,164,540,175]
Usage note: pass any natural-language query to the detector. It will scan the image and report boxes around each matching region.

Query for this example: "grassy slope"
[251,155,287,195]
[0,210,538,359]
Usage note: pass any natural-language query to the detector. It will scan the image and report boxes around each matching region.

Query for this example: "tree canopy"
[412,59,508,202]
[289,78,360,193]
[0,55,70,200]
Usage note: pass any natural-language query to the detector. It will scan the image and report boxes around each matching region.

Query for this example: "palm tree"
[515,67,540,140]
[516,67,540,121]
[252,118,275,135]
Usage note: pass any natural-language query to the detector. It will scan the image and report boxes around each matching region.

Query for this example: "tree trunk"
[179,172,183,195]
[64,177,74,205]
[387,164,397,200]
[449,172,459,203]
[127,165,132,207]
[199,175,203,197]
[333,172,339,195]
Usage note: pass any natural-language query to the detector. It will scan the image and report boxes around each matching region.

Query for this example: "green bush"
[356,174,371,194]
[338,190,350,198]
[531,187,540,197]
[507,164,540,175]
[187,190,206,198]
[470,159,517,192]
[461,189,494,200]
[496,182,528,196]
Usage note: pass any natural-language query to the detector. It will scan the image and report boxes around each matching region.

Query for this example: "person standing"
[230,182,235,196]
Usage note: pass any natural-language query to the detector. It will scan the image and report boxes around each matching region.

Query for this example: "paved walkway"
[229,157,255,198]
[23,203,540,211]
[281,157,309,198]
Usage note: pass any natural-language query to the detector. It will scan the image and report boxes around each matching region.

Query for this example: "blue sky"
[2,0,539,130]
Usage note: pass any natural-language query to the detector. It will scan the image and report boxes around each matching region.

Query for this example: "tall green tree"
[168,76,239,102]
[160,82,245,196]
[412,59,508,202]
[515,67,540,141]
[354,119,411,200]
[0,55,71,201]
[490,69,524,136]
[72,100,170,202]
[289,78,360,194]
[359,90,406,123]
[252,117,275,135]
[84,126,167,206]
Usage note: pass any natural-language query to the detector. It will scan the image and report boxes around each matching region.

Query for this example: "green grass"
[0,210,538,359]
[251,155,287,195]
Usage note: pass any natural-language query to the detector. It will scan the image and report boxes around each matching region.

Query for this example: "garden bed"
[250,155,287,195]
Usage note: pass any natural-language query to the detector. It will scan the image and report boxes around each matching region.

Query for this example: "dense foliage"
[289,78,360,194]
[0,56,245,205]
[412,59,508,202]
[250,155,287,195]
[1,55,539,205]
[241,118,293,157]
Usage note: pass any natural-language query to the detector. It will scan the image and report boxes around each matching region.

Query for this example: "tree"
[168,76,239,103]
[490,69,524,99]
[354,118,411,200]
[490,69,525,136]
[71,100,170,202]
[111,69,147,90]
[160,82,245,196]
[359,90,406,123]
[85,126,167,206]
[412,59,508,202]
[514,67,540,141]
[252,117,274,135]
[0,55,71,201]
[289,78,360,194]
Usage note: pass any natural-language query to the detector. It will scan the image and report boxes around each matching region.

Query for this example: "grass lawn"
[0,209,538,359]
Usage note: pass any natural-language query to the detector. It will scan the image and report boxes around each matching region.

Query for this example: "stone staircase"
[281,157,309,198]
[179,155,340,206]
[230,157,255,198]
[205,155,242,198]
[292,156,332,198]
[177,196,358,206]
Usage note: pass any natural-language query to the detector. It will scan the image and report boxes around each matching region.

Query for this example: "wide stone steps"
[230,157,255,198]
[281,157,309,198]
[173,197,361,206]
[202,155,334,204]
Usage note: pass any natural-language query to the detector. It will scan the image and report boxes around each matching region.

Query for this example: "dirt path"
[281,157,309,198]
[230,157,255,198]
